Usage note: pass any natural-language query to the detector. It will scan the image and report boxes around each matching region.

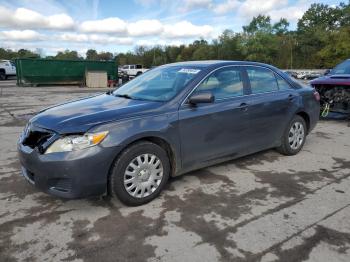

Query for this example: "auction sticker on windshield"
[178,68,201,74]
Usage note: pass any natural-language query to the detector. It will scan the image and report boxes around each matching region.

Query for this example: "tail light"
[313,91,320,101]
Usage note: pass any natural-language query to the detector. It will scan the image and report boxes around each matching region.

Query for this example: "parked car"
[310,59,350,116]
[302,72,322,80]
[0,60,16,80]
[18,61,320,206]
[120,64,149,79]
[284,70,298,79]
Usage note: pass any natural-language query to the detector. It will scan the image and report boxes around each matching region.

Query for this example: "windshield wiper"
[114,94,133,99]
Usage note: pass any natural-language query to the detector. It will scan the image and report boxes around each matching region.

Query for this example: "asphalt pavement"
[0,80,350,262]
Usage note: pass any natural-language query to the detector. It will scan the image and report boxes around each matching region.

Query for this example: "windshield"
[331,60,350,75]
[113,65,202,102]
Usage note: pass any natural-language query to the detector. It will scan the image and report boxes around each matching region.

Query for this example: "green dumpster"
[15,58,117,87]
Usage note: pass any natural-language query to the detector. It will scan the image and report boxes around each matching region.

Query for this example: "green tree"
[318,27,350,68]
[243,15,272,34]
[297,3,341,32]
[97,51,114,61]
[217,29,244,60]
[86,49,98,60]
[55,50,81,60]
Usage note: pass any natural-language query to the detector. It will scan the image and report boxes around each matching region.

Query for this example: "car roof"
[164,60,277,70]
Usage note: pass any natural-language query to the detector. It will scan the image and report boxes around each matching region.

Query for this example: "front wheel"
[109,141,170,206]
[277,115,307,156]
[0,71,5,80]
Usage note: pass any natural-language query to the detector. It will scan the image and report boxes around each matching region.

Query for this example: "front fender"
[90,112,181,174]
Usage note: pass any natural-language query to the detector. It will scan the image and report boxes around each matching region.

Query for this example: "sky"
[0,0,342,57]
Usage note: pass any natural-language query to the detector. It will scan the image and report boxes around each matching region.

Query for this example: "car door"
[8,61,16,75]
[244,66,298,151]
[178,66,251,170]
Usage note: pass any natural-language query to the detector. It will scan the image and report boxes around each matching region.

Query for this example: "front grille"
[22,125,54,150]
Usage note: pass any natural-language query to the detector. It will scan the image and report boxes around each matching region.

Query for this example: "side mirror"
[188,92,214,105]
[324,69,331,76]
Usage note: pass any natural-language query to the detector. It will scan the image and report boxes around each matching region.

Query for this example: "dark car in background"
[310,59,350,117]
[18,61,320,206]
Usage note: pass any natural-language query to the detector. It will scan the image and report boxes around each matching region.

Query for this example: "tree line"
[0,2,349,69]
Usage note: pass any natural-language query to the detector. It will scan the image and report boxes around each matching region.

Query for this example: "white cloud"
[89,35,133,45]
[0,6,74,30]
[212,0,290,18]
[180,0,212,12]
[239,0,288,17]
[56,33,133,45]
[128,19,163,36]
[267,3,309,22]
[47,14,75,29]
[0,6,12,23]
[0,30,43,41]
[136,39,185,46]
[78,16,213,39]
[213,0,239,15]
[58,33,89,42]
[79,17,127,34]
[163,21,213,38]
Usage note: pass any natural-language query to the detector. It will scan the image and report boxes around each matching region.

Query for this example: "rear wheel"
[109,141,170,206]
[277,115,306,155]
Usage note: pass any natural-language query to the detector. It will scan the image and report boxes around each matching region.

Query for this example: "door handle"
[238,102,248,111]
[288,94,295,101]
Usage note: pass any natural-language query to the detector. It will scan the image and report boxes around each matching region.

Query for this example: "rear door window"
[247,67,278,94]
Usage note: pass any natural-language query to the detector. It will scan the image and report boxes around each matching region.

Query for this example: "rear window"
[247,67,278,94]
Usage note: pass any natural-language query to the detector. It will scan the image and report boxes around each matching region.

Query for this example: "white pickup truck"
[0,60,16,80]
[120,64,149,79]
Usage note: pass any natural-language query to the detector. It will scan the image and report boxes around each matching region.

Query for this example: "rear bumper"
[18,142,121,199]
[309,106,320,133]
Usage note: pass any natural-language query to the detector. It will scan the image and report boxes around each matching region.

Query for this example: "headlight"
[45,131,108,154]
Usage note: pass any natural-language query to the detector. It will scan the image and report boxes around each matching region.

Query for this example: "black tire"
[277,115,307,156]
[0,71,5,81]
[109,141,170,206]
[136,71,142,76]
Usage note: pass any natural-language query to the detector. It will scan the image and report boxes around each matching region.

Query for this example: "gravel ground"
[0,80,350,262]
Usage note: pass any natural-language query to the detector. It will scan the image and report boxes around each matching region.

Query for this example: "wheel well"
[0,68,5,73]
[138,137,175,176]
[296,111,310,133]
[107,136,176,194]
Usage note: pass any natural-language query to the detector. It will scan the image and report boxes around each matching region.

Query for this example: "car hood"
[310,74,350,86]
[30,93,163,134]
